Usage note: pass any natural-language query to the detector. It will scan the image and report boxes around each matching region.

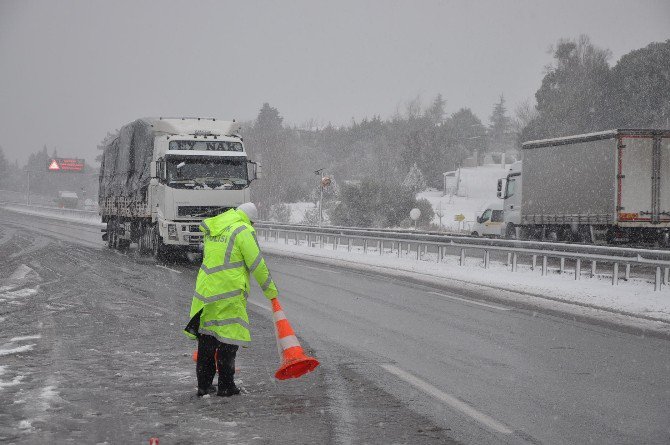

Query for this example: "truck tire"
[138,223,152,255]
[505,224,517,240]
[106,220,115,249]
[152,225,168,260]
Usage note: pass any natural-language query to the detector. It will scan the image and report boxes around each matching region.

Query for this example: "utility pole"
[26,171,31,205]
[314,168,324,227]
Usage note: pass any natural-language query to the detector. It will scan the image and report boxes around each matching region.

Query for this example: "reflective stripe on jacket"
[184,209,278,344]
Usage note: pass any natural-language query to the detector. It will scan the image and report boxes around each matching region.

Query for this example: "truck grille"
[177,206,229,218]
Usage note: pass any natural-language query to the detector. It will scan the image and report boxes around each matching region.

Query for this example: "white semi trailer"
[99,117,260,258]
[498,129,670,244]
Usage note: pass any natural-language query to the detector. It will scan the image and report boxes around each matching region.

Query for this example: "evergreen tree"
[402,163,427,194]
[488,95,512,152]
[426,94,446,125]
[522,35,611,140]
[608,39,670,128]
[0,146,7,178]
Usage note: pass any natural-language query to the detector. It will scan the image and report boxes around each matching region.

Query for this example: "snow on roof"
[523,129,670,149]
[145,117,242,137]
[522,130,617,149]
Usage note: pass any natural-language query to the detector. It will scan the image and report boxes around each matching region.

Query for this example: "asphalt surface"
[1,207,669,444]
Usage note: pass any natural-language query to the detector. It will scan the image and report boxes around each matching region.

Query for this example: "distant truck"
[56,191,79,209]
[498,129,670,244]
[471,201,504,237]
[98,118,260,258]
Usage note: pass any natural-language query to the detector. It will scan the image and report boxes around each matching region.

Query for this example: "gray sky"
[1,0,669,165]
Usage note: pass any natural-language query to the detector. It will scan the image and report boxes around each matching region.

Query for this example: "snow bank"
[259,239,670,327]
[1,204,104,227]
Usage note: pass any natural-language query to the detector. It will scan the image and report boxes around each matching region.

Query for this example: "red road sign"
[46,158,85,172]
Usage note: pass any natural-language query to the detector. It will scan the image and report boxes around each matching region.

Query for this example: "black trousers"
[196,334,239,390]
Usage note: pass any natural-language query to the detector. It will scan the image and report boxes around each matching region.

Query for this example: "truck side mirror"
[247,161,260,182]
[497,191,502,199]
[497,179,503,192]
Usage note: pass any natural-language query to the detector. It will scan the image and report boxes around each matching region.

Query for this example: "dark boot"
[216,343,240,397]
[216,385,241,397]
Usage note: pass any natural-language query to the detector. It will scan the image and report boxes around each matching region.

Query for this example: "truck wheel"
[152,225,168,260]
[505,224,516,239]
[106,221,114,249]
[138,223,151,255]
[471,231,479,237]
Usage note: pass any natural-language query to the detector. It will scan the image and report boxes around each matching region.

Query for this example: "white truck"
[498,129,670,244]
[99,118,260,258]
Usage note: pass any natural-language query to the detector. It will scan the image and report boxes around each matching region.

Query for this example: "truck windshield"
[166,157,248,189]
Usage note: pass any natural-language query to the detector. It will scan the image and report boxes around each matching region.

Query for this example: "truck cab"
[148,119,259,250]
[497,160,522,238]
[471,202,505,237]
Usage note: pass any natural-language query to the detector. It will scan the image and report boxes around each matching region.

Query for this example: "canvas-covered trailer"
[519,129,670,243]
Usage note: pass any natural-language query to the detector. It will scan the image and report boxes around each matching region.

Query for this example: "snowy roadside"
[0,204,105,228]
[260,240,670,334]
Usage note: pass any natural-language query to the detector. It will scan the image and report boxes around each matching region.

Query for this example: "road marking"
[429,292,510,311]
[380,364,513,435]
[247,299,272,312]
[156,265,182,274]
[304,265,342,274]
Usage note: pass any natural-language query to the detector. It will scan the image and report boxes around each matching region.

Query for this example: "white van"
[471,202,504,237]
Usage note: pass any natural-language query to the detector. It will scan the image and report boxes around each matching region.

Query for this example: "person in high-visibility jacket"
[184,202,278,397]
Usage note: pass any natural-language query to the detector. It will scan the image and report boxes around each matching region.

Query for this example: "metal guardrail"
[255,224,670,292]
[5,203,669,290]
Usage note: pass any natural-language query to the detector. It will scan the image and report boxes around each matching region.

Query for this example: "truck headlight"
[168,224,178,240]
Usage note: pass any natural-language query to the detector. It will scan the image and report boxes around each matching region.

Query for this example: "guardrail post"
[416,244,420,260]
[285,231,289,244]
[591,260,597,277]
[512,253,518,272]
[506,252,511,266]
[559,257,565,274]
[655,267,662,291]
[542,256,548,276]
[460,248,466,266]
[347,238,352,252]
[532,254,537,271]
[319,235,323,249]
[436,245,441,263]
[575,258,581,280]
[664,267,669,285]
[612,262,619,285]
[265,229,268,241]
[624,264,630,281]
[484,250,490,269]
[397,242,402,258]
[363,239,368,254]
[379,240,382,255]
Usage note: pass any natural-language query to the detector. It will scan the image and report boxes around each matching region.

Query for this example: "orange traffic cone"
[272,298,319,380]
[192,350,219,371]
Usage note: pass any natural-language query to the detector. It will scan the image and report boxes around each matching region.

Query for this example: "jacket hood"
[202,209,251,236]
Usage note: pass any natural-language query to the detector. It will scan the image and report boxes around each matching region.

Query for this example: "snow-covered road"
[1,207,670,444]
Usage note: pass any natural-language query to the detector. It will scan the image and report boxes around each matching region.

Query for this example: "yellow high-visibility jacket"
[184,209,277,345]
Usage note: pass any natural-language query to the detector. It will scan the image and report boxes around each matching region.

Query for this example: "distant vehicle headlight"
[168,224,178,240]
